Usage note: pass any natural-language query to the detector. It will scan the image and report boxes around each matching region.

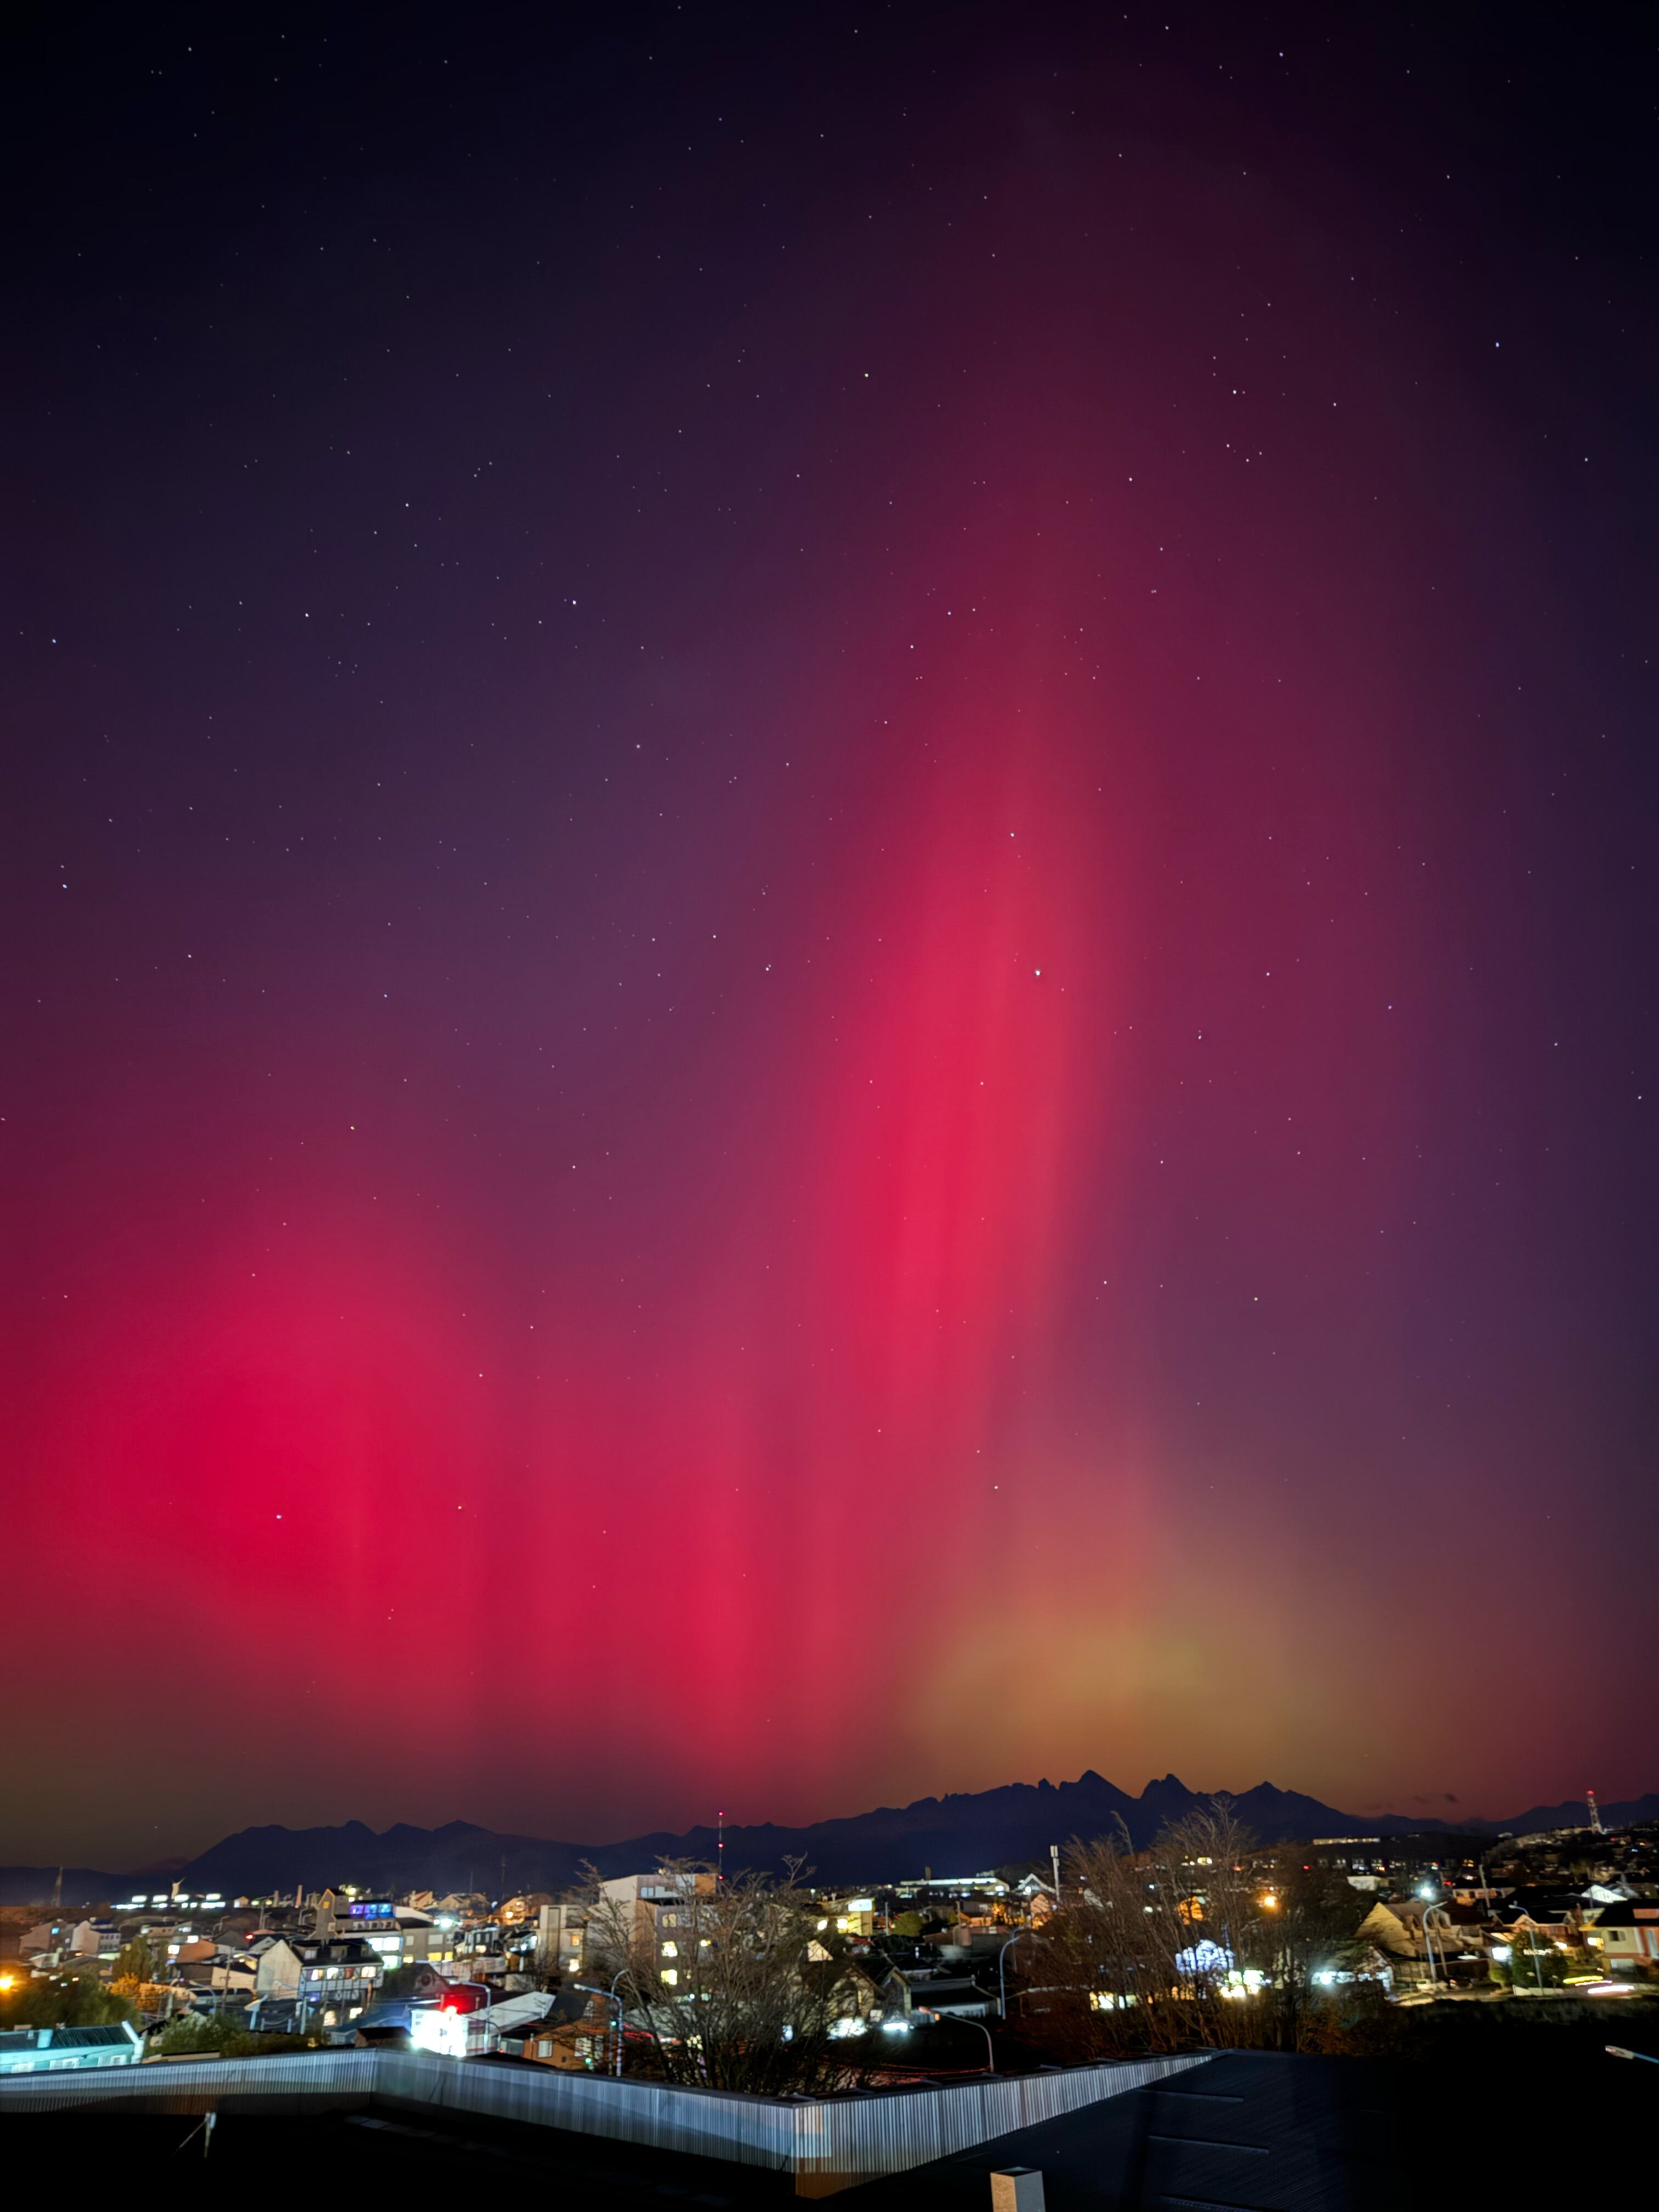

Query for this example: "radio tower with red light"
[1587,1788,1604,1835]
[717,1809,725,1885]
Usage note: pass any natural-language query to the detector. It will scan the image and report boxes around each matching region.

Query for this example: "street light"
[916,2005,994,2071]
[997,1930,1030,2021]
[1422,1905,1452,1990]
[1607,2046,1659,2065]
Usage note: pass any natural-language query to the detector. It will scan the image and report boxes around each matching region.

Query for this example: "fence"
[0,2045,1207,2192]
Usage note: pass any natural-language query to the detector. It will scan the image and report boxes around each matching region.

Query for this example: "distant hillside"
[7,1774,1651,1905]
[0,1868,126,1909]
[1491,1791,1659,1837]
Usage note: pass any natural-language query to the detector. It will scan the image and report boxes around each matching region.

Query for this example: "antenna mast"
[1588,1788,1604,1835]
[717,1810,725,1886]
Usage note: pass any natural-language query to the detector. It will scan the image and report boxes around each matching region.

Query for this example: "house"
[234,1936,382,2023]
[507,2017,580,2067]
[481,1990,555,2042]
[233,1935,306,1998]
[502,1984,618,2070]
[816,1894,879,1940]
[1487,1893,1587,1957]
[1352,1899,1494,1984]
[210,1950,262,1996]
[447,1925,512,1982]
[429,1893,488,1920]
[1585,1903,1659,1973]
[894,1970,996,2020]
[832,1959,906,2024]
[18,1922,69,1959]
[0,2024,144,2075]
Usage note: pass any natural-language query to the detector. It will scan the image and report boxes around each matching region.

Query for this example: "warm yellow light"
[1261,1895,1278,1910]
[0,1974,16,1991]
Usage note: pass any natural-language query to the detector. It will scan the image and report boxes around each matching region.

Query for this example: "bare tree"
[1240,1852,1369,2051]
[1011,1801,1372,2060]
[579,1860,876,2095]
[1012,1798,1265,2057]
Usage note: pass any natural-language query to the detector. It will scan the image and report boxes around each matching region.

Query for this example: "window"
[660,1942,679,1957]
[661,1968,679,1986]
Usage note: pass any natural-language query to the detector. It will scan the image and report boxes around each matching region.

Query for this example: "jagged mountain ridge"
[9,1775,1653,1906]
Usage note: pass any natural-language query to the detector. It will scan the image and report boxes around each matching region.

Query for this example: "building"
[314,1894,451,1970]
[507,2016,584,2068]
[295,1937,382,2023]
[816,1894,879,1940]
[894,1969,996,2020]
[535,1900,588,1978]
[592,1870,717,1989]
[500,1986,616,2071]
[1585,1903,1659,1973]
[0,2024,144,2075]
[234,1935,381,2020]
[232,1935,307,1999]
[1352,1899,1493,1984]
[893,1874,1012,1908]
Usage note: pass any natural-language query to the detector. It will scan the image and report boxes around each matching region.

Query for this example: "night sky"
[4,5,1655,1870]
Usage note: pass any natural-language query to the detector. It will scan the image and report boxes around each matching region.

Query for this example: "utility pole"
[1050,1845,1062,1909]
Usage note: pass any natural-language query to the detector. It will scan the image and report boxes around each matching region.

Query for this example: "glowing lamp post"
[997,1930,1029,2021]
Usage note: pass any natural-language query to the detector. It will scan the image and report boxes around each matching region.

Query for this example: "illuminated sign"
[348,1902,395,1920]
[409,2006,469,2058]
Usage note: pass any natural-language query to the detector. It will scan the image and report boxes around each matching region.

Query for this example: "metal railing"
[0,2044,1207,2192]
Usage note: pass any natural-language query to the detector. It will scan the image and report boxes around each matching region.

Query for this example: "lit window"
[661,1968,679,1986]
[661,1942,678,1957]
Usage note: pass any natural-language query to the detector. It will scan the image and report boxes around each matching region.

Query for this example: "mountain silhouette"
[8,1774,1652,1906]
